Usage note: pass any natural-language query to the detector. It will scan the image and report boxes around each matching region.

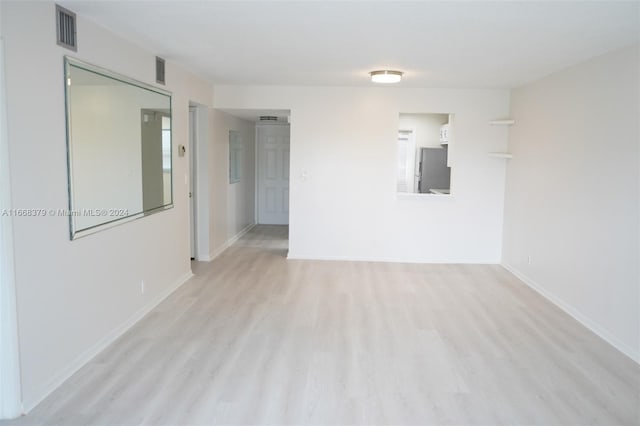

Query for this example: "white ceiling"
[63,1,640,89]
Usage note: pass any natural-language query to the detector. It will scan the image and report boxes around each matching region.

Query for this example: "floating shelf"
[488,152,513,159]
[489,119,515,126]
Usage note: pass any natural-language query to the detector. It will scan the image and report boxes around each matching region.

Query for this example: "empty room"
[0,1,638,425]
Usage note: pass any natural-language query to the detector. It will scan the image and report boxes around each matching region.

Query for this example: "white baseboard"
[287,252,496,265]
[203,223,256,262]
[22,271,194,413]
[501,262,639,364]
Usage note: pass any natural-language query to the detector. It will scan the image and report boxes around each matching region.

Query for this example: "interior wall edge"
[501,262,639,364]
[21,271,193,413]
[0,35,24,421]
[202,223,256,263]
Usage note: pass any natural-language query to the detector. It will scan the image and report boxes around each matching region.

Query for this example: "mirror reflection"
[65,57,172,239]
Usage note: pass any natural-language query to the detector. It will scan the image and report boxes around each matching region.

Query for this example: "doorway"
[256,122,290,225]
[188,106,196,259]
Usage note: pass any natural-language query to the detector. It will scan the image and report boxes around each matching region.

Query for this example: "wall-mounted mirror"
[64,57,173,239]
[397,113,453,195]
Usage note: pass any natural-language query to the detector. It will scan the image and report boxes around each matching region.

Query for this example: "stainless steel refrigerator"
[418,147,450,193]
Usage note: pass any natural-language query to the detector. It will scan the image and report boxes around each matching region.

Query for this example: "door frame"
[188,107,197,259]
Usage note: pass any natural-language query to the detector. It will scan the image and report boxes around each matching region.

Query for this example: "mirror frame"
[64,56,173,239]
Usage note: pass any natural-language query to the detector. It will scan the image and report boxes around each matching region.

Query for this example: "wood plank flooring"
[4,225,639,425]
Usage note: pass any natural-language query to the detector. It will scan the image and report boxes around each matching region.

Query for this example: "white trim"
[201,223,256,262]
[502,262,639,364]
[0,37,23,420]
[188,107,198,260]
[194,105,210,261]
[287,253,498,265]
[22,271,194,413]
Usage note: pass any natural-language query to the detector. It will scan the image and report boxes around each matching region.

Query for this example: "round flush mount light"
[370,70,403,83]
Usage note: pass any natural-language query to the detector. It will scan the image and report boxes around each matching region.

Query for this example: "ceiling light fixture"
[370,70,403,84]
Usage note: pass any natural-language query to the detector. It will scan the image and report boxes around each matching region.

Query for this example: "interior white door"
[257,123,290,225]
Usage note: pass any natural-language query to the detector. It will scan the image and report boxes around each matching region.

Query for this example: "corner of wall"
[501,262,639,364]
[501,45,640,365]
[205,223,255,262]
[22,271,193,412]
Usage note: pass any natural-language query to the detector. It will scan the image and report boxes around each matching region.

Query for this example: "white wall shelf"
[488,152,513,159]
[489,119,515,126]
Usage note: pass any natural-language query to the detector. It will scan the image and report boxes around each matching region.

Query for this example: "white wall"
[214,86,510,263]
[208,110,256,259]
[1,1,212,411]
[502,45,639,361]
[0,26,23,419]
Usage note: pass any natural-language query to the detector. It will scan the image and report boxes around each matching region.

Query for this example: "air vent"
[259,116,278,122]
[156,56,165,85]
[56,5,77,51]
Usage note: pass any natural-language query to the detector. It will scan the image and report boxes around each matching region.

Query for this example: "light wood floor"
[4,225,639,425]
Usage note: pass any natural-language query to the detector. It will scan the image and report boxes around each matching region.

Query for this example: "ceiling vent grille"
[156,57,166,85]
[56,5,77,51]
[259,116,278,122]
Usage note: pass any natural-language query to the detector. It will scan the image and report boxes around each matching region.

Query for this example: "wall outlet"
[527,255,533,265]
[140,280,145,294]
